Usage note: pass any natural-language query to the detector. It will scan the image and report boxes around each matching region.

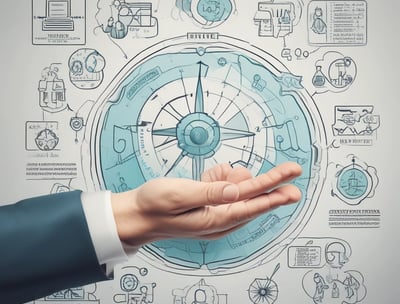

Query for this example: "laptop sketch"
[42,0,74,31]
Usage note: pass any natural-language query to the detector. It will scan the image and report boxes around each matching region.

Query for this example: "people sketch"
[302,241,367,304]
[311,7,327,34]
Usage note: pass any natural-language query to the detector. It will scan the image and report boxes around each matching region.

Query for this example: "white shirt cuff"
[80,191,137,268]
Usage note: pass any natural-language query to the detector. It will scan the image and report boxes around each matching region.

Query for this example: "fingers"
[235,162,302,201]
[140,162,301,214]
[201,163,253,183]
[194,162,302,208]
[232,184,302,223]
[227,166,253,183]
[140,178,237,213]
[164,183,302,239]
[201,163,232,182]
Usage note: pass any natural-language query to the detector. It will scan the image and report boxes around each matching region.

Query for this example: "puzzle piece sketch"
[82,35,327,274]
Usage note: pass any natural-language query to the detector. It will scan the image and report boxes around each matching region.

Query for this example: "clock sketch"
[83,35,326,274]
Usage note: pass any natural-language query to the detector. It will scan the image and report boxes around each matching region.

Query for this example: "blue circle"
[197,0,232,22]
[338,168,369,199]
[190,127,209,145]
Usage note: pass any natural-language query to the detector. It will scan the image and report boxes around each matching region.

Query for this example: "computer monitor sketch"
[47,0,70,18]
[42,0,74,31]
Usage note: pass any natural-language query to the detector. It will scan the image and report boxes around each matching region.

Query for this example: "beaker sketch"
[312,66,326,87]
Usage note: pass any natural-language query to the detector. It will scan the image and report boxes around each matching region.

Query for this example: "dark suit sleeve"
[0,190,109,303]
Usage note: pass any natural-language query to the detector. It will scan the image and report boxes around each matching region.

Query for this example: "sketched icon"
[35,128,59,151]
[332,155,378,205]
[175,0,235,28]
[42,0,74,31]
[248,264,280,304]
[68,49,106,89]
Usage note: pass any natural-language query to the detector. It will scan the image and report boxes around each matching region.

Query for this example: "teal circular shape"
[176,112,220,158]
[190,127,209,145]
[337,168,369,199]
[196,0,232,22]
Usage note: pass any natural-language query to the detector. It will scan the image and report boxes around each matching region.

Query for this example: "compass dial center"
[190,127,209,145]
[176,112,221,158]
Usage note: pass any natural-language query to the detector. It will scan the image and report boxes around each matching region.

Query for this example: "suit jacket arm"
[0,190,109,303]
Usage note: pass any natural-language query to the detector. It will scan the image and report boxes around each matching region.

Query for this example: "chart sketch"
[82,34,327,274]
[96,0,159,40]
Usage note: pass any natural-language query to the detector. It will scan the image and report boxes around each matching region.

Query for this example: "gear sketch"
[83,35,326,274]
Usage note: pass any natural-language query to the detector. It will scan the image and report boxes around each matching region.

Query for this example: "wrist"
[110,189,153,247]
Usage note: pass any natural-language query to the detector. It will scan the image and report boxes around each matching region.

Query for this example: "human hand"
[111,162,302,247]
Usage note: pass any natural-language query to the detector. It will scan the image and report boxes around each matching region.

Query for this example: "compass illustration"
[84,36,326,274]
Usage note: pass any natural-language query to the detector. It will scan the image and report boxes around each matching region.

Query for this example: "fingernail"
[222,184,239,202]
